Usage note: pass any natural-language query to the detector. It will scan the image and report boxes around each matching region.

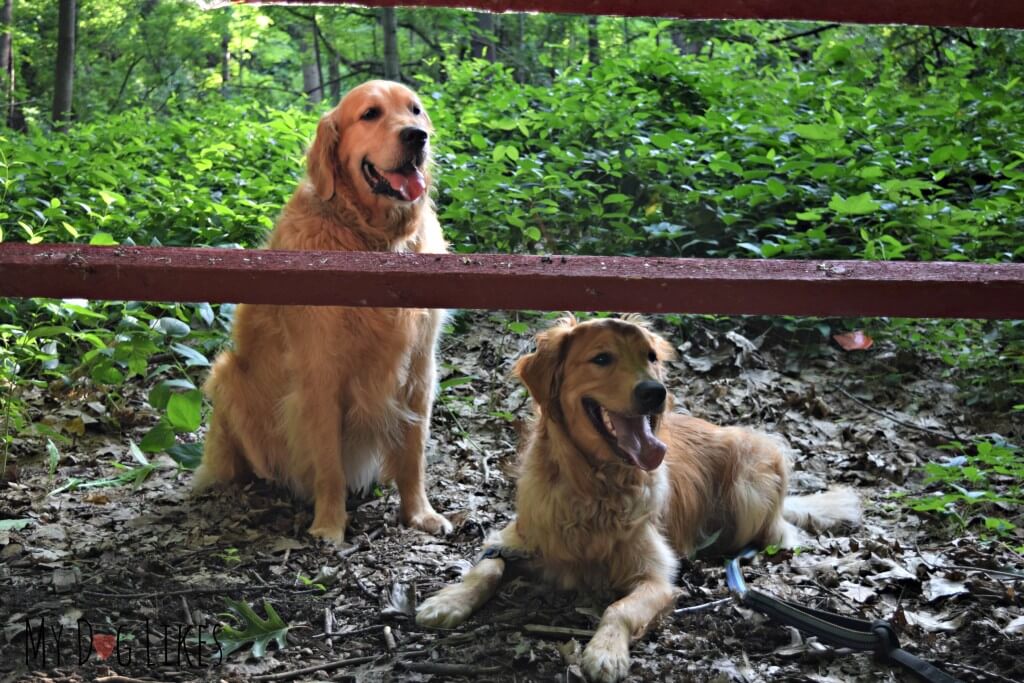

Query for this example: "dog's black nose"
[633,380,667,413]
[400,126,428,149]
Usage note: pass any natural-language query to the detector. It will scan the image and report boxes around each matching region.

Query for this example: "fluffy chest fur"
[514,424,671,591]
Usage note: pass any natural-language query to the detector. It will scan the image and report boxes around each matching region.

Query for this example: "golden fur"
[417,316,860,682]
[194,81,451,542]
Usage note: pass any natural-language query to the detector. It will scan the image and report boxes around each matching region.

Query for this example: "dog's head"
[307,80,433,222]
[514,315,677,471]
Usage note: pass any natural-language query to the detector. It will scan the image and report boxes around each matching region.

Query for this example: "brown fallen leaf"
[833,330,874,351]
[83,492,110,505]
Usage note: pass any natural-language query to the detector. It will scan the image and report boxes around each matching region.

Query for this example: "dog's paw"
[582,628,631,683]
[406,509,453,536]
[415,589,473,629]
[308,522,348,545]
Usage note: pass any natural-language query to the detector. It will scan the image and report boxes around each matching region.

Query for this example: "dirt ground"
[2,311,1022,683]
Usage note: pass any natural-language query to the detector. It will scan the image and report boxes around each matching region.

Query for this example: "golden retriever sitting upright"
[194,81,451,542]
[417,316,859,682]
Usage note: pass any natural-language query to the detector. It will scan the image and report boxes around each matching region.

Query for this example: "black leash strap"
[725,548,961,683]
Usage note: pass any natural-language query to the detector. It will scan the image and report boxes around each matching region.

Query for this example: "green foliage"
[218,599,290,660]
[904,440,1023,541]
[3,100,308,247]
[1,14,1020,498]
[424,33,1023,262]
[49,442,158,495]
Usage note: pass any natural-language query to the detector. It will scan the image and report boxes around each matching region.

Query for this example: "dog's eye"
[411,104,422,116]
[361,107,381,121]
[590,353,613,367]
[648,351,658,363]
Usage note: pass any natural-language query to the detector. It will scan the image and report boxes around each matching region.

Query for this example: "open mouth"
[361,158,426,202]
[582,398,667,471]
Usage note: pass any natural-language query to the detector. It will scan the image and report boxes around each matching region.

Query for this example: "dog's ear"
[307,113,340,201]
[650,330,677,363]
[513,315,576,410]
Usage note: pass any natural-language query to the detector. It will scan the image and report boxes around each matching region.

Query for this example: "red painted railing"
[234,0,1024,30]
[1,244,1022,319]
[3,1,1023,319]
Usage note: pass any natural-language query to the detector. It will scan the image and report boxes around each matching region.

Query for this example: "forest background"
[0,1,1021,537]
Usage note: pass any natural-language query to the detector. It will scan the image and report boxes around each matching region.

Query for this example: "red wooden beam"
[229,0,1024,30]
[1,244,1022,319]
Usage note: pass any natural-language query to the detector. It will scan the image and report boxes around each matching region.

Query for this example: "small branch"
[251,654,379,682]
[834,386,959,442]
[397,661,505,676]
[674,597,732,615]
[945,662,1019,683]
[81,585,320,599]
[523,623,595,639]
[337,524,384,559]
[769,23,840,44]
[95,677,159,683]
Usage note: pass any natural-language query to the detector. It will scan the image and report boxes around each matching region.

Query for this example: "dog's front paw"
[582,627,631,683]
[405,508,453,536]
[309,519,348,545]
[416,587,473,629]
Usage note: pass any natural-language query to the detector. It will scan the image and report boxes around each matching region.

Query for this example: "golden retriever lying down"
[417,316,860,682]
[194,80,451,542]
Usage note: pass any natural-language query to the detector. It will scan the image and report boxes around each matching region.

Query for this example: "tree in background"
[51,0,74,129]
[381,7,399,80]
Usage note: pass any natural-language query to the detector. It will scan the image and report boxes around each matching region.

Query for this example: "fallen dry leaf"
[1003,615,1024,635]
[923,576,969,603]
[833,330,874,351]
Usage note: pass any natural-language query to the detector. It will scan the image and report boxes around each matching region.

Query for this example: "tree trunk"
[1,0,18,130]
[587,16,600,65]
[300,38,321,105]
[220,33,230,95]
[471,11,495,62]
[52,0,76,130]
[328,55,340,104]
[381,7,399,81]
[310,17,323,102]
[514,13,526,83]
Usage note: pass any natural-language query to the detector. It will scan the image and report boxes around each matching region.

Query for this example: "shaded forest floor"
[2,311,1022,683]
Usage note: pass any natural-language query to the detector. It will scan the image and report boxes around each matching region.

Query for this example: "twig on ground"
[81,585,319,599]
[946,662,1019,683]
[338,525,384,560]
[397,661,505,676]
[251,654,379,681]
[674,597,732,615]
[324,606,334,637]
[95,677,159,683]
[935,565,1024,580]
[523,623,595,639]
[834,386,959,442]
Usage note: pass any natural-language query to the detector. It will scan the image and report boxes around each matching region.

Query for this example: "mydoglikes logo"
[23,617,222,668]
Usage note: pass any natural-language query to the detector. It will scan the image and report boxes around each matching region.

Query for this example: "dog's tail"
[776,487,861,547]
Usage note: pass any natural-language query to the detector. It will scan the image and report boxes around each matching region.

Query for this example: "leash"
[724,547,961,683]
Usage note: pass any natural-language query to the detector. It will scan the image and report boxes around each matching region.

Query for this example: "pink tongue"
[380,168,426,201]
[608,413,667,470]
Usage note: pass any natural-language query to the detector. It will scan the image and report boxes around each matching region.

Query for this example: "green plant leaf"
[829,193,881,216]
[171,342,210,367]
[140,421,176,452]
[167,442,204,470]
[793,123,841,141]
[167,390,202,432]
[218,599,290,660]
